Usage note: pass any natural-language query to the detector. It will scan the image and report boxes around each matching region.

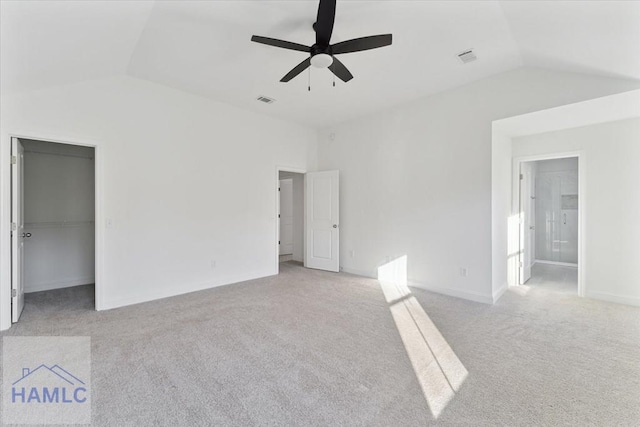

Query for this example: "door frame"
[275,166,306,273]
[2,134,104,330]
[512,151,585,297]
[278,178,294,256]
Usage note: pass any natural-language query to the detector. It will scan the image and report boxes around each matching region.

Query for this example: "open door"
[11,137,25,322]
[519,162,534,284]
[305,170,339,272]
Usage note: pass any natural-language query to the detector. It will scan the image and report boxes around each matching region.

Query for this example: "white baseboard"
[340,267,494,304]
[535,260,578,268]
[409,281,494,304]
[100,270,273,311]
[25,276,95,293]
[492,282,508,303]
[586,291,640,307]
[340,266,375,278]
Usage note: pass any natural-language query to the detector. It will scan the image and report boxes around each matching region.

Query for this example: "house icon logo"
[12,365,88,404]
[3,336,92,424]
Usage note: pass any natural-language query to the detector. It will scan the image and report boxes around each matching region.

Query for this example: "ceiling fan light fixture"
[311,53,333,68]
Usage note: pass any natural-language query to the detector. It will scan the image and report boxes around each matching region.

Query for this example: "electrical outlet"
[459,267,468,277]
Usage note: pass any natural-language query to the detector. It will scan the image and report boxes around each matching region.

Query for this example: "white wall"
[22,139,95,292]
[536,157,578,173]
[279,172,304,262]
[1,75,317,329]
[513,118,640,306]
[318,68,639,303]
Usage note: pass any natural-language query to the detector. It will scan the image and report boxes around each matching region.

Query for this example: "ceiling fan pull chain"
[333,69,336,87]
[308,66,311,92]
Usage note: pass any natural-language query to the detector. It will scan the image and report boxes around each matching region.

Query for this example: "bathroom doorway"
[517,155,580,294]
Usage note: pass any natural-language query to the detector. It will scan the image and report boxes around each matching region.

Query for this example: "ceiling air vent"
[457,49,477,64]
[257,96,275,104]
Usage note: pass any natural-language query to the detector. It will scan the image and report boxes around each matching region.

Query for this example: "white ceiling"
[2,1,639,128]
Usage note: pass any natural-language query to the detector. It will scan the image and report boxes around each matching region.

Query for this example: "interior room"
[278,171,304,265]
[15,139,96,321]
[520,157,579,294]
[0,1,639,426]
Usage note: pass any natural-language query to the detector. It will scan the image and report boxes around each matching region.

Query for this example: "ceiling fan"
[251,0,392,84]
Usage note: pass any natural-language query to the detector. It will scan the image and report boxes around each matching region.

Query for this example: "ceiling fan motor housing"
[311,44,331,56]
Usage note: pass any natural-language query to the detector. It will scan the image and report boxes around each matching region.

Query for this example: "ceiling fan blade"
[315,0,336,47]
[331,34,392,55]
[281,57,312,82]
[328,57,353,82]
[251,35,310,53]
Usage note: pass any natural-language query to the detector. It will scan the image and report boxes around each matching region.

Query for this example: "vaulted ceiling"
[2,1,639,128]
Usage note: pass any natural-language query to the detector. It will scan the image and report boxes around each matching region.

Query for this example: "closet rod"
[24,150,94,160]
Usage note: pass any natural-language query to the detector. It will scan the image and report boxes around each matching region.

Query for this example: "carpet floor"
[1,261,639,426]
[527,263,578,295]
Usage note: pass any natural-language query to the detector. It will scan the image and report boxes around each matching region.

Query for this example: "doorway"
[278,171,304,266]
[11,138,96,323]
[275,167,340,274]
[517,155,580,295]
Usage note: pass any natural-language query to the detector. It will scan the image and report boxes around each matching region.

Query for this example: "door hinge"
[278,214,280,218]
[12,289,17,298]
[278,188,281,191]
[279,241,281,245]
[519,173,523,180]
[11,156,17,165]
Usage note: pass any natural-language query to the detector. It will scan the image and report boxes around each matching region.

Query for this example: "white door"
[279,179,294,255]
[305,170,339,272]
[11,137,25,322]
[519,162,534,284]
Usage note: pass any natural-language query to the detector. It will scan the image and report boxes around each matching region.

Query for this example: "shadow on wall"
[377,255,468,419]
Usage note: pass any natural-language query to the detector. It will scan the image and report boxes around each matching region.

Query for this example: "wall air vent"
[457,49,477,64]
[257,96,275,104]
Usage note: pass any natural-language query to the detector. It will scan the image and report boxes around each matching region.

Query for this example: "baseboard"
[340,266,375,278]
[535,260,578,268]
[340,267,494,304]
[100,271,273,311]
[409,281,494,304]
[492,282,508,303]
[25,276,95,293]
[585,291,640,307]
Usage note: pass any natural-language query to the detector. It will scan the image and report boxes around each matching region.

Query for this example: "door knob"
[529,226,535,230]
[333,224,338,228]
[22,233,31,238]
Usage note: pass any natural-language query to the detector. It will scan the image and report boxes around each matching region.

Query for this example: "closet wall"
[22,139,95,293]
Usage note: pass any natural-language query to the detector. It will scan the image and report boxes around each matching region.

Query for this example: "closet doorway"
[278,170,304,266]
[11,137,96,323]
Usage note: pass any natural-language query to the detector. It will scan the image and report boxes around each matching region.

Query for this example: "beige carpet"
[1,261,639,426]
